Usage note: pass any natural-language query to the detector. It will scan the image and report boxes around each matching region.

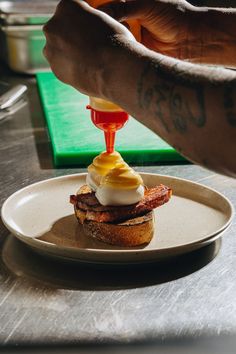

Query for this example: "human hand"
[98,0,192,59]
[98,0,236,66]
[43,0,135,96]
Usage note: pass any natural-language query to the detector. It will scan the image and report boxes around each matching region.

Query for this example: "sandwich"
[70,151,172,246]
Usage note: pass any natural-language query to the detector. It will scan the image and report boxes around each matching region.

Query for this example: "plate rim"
[1,172,234,257]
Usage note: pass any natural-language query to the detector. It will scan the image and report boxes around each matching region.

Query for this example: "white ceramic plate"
[1,173,234,264]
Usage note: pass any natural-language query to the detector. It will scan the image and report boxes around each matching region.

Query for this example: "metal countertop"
[0,65,236,354]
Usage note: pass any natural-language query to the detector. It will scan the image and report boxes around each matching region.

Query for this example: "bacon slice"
[70,184,172,223]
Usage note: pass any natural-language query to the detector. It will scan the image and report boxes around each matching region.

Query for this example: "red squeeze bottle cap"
[87,98,129,154]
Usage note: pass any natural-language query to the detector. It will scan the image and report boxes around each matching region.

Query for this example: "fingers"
[56,0,91,15]
[42,44,63,82]
[98,0,153,22]
[43,0,91,46]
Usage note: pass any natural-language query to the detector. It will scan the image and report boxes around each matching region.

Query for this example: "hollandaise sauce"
[88,151,124,182]
[101,162,143,189]
[87,151,144,205]
[87,97,129,154]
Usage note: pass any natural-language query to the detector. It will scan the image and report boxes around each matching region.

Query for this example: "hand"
[98,0,191,58]
[43,0,135,96]
[99,0,236,66]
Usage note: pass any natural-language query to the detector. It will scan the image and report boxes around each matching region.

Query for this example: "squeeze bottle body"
[86,0,140,153]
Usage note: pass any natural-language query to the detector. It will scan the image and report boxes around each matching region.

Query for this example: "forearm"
[99,40,236,177]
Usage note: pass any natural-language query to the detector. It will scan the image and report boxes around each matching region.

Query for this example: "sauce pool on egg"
[86,151,145,206]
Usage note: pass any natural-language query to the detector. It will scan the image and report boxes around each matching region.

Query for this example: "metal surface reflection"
[2,235,221,290]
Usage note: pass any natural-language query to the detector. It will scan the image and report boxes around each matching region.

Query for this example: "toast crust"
[81,210,154,246]
[74,205,154,246]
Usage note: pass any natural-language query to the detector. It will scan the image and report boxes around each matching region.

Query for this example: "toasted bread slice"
[75,207,154,246]
[84,213,154,246]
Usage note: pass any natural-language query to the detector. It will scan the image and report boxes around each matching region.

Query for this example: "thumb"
[98,0,151,22]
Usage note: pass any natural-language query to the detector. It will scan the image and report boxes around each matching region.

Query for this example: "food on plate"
[70,151,172,246]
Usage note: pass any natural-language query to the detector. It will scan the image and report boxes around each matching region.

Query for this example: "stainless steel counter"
[0,65,236,353]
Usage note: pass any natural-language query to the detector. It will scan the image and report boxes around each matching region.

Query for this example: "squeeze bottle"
[86,0,140,153]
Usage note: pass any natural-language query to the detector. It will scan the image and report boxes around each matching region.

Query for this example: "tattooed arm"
[102,45,236,177]
[44,0,236,177]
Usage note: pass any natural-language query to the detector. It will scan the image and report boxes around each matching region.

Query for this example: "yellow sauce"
[89,97,123,112]
[101,162,143,189]
[88,151,123,176]
[88,151,143,190]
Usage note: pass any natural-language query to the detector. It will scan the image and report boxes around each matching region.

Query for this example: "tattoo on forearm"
[138,63,206,133]
[170,90,187,133]
[137,63,150,110]
[153,82,172,132]
[185,88,206,127]
[223,86,236,127]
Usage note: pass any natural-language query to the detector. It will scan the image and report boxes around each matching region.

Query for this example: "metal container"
[0,1,58,74]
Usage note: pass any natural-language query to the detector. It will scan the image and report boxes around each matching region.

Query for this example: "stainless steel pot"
[0,1,58,74]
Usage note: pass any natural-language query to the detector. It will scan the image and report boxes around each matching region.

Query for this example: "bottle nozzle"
[104,131,115,154]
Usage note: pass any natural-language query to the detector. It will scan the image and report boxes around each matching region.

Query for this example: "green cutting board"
[37,72,185,167]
